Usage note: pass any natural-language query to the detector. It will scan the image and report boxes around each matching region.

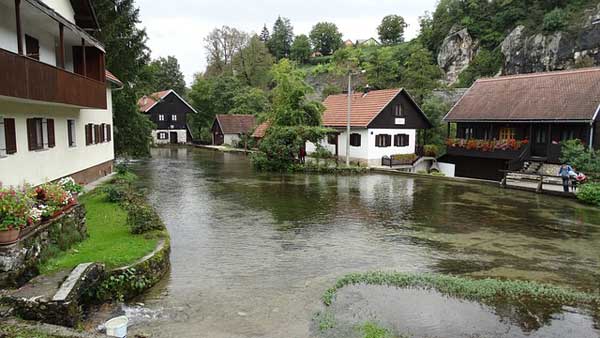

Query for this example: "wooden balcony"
[0,48,106,109]
[445,139,529,160]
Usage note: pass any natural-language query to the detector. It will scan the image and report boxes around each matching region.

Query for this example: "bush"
[577,183,600,206]
[423,144,439,157]
[543,8,568,33]
[307,55,333,65]
[126,202,164,234]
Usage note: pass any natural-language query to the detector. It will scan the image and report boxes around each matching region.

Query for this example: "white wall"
[224,134,241,146]
[307,127,417,166]
[153,129,187,145]
[41,0,76,23]
[0,1,18,54]
[0,88,114,187]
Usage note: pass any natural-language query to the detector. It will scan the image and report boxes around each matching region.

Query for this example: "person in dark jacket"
[558,163,573,192]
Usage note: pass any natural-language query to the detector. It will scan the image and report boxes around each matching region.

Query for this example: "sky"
[136,0,439,85]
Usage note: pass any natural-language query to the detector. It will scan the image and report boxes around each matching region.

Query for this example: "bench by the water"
[500,170,576,197]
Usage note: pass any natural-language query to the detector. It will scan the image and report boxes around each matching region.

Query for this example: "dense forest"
[92,0,600,157]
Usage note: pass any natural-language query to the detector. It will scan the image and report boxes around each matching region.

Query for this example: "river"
[114,147,600,338]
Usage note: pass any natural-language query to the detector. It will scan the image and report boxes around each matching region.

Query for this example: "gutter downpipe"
[591,104,600,150]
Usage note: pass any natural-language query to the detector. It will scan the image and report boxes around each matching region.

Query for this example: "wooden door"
[532,125,548,157]
[170,132,178,144]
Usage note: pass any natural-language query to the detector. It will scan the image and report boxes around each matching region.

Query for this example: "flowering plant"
[446,138,529,152]
[0,187,33,231]
[58,177,83,195]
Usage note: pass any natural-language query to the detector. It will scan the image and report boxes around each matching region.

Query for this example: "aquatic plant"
[357,322,400,338]
[314,311,336,332]
[322,271,600,307]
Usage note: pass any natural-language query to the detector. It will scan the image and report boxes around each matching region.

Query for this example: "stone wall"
[0,205,87,288]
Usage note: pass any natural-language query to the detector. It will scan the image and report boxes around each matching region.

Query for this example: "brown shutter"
[4,118,17,154]
[101,123,106,143]
[106,125,112,142]
[94,124,99,144]
[67,120,73,146]
[47,119,55,148]
[85,124,91,145]
[27,118,37,151]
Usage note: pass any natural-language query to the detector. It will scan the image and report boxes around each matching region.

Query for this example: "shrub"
[577,183,600,206]
[543,8,568,33]
[423,144,439,157]
[0,187,33,231]
[560,140,600,176]
[103,184,129,203]
[126,202,164,234]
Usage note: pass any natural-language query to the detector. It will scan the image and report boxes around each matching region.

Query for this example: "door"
[213,132,224,145]
[532,125,548,157]
[170,132,178,144]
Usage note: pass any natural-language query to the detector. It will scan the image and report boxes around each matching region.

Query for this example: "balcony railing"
[0,48,106,109]
[445,138,529,160]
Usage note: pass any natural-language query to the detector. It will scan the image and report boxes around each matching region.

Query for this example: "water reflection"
[118,147,600,338]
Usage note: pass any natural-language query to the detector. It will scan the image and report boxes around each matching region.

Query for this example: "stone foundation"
[0,205,87,288]
[70,160,114,185]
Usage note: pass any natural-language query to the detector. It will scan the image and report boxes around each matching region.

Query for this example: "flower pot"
[0,228,20,245]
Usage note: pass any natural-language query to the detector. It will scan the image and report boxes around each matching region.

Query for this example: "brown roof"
[138,90,171,112]
[322,88,402,127]
[252,121,271,138]
[105,70,123,88]
[444,67,600,122]
[215,114,256,134]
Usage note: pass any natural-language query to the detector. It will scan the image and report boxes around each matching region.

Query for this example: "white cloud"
[136,0,438,85]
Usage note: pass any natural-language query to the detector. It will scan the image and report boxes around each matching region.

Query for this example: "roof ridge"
[477,67,600,83]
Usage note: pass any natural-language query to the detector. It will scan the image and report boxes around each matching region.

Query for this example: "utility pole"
[346,72,352,167]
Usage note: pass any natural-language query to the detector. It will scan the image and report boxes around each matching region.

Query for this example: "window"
[349,133,361,147]
[158,114,165,121]
[0,118,17,156]
[499,127,516,140]
[106,125,112,142]
[85,124,93,145]
[394,134,410,147]
[27,118,54,151]
[561,129,576,141]
[464,127,475,139]
[171,115,177,121]
[327,134,337,145]
[393,104,404,117]
[375,134,391,147]
[67,120,76,147]
[158,132,168,140]
[25,35,40,60]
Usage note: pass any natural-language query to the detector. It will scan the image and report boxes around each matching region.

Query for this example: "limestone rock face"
[437,27,478,84]
[501,4,600,75]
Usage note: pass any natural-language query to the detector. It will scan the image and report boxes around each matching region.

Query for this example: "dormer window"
[393,104,403,117]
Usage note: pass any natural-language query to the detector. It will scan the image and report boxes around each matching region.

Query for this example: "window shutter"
[107,125,112,142]
[27,118,37,151]
[4,118,17,154]
[47,119,55,148]
[386,135,392,147]
[85,124,92,145]
[67,120,73,146]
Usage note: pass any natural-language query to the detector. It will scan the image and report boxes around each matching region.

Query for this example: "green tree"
[229,87,271,115]
[377,15,407,45]
[290,34,312,64]
[268,16,294,60]
[233,35,274,88]
[400,43,441,103]
[310,22,343,55]
[268,59,324,126]
[93,0,153,157]
[141,56,186,95]
[543,8,568,32]
[363,46,400,89]
[259,24,270,42]
[204,26,249,77]
[421,96,451,149]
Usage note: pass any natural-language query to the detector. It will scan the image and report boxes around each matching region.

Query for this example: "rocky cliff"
[438,3,600,81]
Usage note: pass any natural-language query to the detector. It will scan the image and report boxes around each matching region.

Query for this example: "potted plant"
[0,187,32,245]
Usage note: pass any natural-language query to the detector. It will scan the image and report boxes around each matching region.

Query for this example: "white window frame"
[158,114,165,121]
[171,114,177,121]
[67,119,77,147]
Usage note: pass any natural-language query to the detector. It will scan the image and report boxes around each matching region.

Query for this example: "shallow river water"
[118,147,600,338]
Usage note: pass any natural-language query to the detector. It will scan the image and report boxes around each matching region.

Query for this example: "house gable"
[146,91,194,131]
[368,90,432,129]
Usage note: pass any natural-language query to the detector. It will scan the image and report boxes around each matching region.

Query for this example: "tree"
[141,56,186,95]
[268,59,324,126]
[378,15,407,45]
[93,0,153,157]
[421,96,450,148]
[363,47,400,89]
[543,8,568,32]
[290,34,312,64]
[232,35,274,88]
[204,26,249,76]
[259,25,270,42]
[268,16,294,60]
[310,22,343,55]
[229,87,271,115]
[400,43,441,103]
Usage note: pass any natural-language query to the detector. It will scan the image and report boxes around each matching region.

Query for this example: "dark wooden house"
[138,90,197,144]
[441,68,600,181]
[211,114,256,146]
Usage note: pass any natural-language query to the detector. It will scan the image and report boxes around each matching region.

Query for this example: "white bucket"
[105,316,129,338]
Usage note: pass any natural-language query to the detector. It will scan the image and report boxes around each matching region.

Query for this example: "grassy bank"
[39,188,159,275]
[322,271,600,307]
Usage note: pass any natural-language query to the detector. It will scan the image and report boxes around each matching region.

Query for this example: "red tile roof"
[322,88,402,127]
[215,114,256,134]
[105,70,123,88]
[444,67,600,122]
[137,90,172,113]
[252,121,271,138]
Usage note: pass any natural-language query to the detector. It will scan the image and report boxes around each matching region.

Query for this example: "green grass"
[358,322,402,338]
[322,272,600,308]
[39,191,159,274]
[0,324,67,338]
